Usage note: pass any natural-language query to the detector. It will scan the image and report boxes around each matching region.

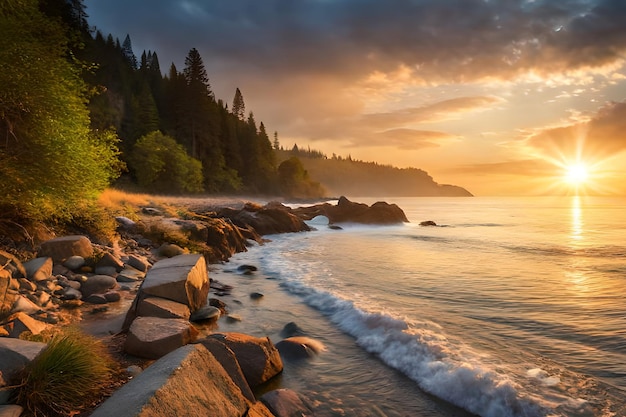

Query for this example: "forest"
[0,0,470,232]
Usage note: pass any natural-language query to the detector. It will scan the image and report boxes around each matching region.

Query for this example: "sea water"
[210,196,626,417]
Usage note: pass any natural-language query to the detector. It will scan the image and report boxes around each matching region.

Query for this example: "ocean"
[210,196,626,417]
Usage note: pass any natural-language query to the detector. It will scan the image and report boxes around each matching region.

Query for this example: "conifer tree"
[121,34,137,69]
[232,88,245,120]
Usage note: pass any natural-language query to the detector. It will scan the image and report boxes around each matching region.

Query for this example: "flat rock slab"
[136,296,191,320]
[0,338,46,382]
[124,316,198,359]
[38,235,93,263]
[91,344,250,417]
[141,254,208,312]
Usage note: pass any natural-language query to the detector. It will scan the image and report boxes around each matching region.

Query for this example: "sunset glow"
[85,0,626,196]
[565,164,589,186]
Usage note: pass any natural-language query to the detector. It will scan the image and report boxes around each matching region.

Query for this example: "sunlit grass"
[12,328,114,417]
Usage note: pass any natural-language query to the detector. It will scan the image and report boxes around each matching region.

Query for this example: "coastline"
[1,194,411,416]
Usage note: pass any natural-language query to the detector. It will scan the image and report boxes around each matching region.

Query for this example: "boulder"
[189,305,220,322]
[156,243,185,258]
[218,204,311,236]
[22,257,53,282]
[80,275,117,298]
[38,235,93,263]
[0,251,26,278]
[276,336,326,360]
[0,338,46,383]
[97,252,125,272]
[126,255,150,272]
[84,294,108,304]
[63,255,85,270]
[209,332,283,388]
[196,338,255,403]
[293,196,409,225]
[124,317,199,359]
[261,388,313,417]
[139,254,208,312]
[2,312,48,338]
[136,296,191,320]
[203,218,250,263]
[91,344,250,417]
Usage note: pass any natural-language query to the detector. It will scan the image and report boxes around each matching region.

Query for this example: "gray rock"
[62,287,82,300]
[17,278,36,292]
[94,265,118,277]
[38,235,93,263]
[0,338,46,382]
[117,266,145,282]
[276,336,326,360]
[127,254,150,272]
[156,243,185,258]
[103,291,121,302]
[115,216,136,230]
[139,254,208,312]
[141,207,162,216]
[261,388,313,417]
[189,305,220,322]
[124,317,199,360]
[63,255,85,270]
[136,297,191,320]
[85,293,108,304]
[2,312,48,338]
[23,257,53,282]
[97,252,125,272]
[80,274,117,297]
[250,292,264,300]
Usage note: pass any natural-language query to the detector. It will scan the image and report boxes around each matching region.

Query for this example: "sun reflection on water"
[570,196,583,243]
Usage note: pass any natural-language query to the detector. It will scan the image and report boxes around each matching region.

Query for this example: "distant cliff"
[291,156,473,197]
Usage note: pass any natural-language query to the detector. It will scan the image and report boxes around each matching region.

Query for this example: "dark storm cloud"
[86,0,626,82]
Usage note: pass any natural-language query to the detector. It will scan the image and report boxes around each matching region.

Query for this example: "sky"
[84,0,626,196]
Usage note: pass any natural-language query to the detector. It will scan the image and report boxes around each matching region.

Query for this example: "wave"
[275,278,589,417]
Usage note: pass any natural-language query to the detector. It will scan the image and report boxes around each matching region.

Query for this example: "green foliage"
[278,156,326,198]
[130,131,204,193]
[12,328,114,417]
[0,1,122,223]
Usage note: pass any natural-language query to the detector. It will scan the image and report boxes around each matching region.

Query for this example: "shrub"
[129,131,204,194]
[12,328,114,416]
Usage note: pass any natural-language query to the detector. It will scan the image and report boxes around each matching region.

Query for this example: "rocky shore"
[0,196,408,416]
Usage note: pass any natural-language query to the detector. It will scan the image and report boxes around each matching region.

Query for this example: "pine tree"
[231,88,245,120]
[121,34,137,69]
[273,131,280,150]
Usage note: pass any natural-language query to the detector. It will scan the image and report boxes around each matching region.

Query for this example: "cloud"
[523,100,626,161]
[447,159,554,177]
[361,96,503,129]
[359,129,456,150]
[86,0,626,85]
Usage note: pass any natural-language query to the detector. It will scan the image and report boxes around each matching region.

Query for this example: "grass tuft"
[12,328,114,416]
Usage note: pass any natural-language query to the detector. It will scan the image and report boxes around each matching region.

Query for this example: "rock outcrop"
[292,196,409,225]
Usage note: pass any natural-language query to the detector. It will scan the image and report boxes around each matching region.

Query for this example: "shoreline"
[1,194,412,416]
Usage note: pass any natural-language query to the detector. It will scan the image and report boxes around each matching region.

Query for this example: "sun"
[564,163,589,186]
